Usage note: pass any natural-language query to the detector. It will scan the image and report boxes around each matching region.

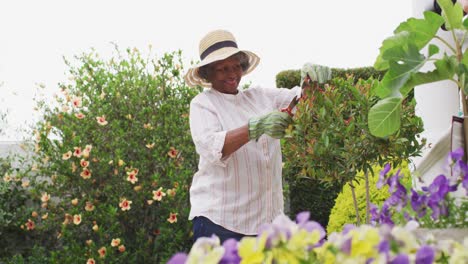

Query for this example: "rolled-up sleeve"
[189,97,229,167]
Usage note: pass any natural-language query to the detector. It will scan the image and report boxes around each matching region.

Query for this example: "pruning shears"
[281,75,311,117]
[281,63,332,117]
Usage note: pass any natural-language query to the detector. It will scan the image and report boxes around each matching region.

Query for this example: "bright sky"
[0,0,412,141]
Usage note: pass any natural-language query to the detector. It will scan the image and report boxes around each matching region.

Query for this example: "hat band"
[200,40,238,60]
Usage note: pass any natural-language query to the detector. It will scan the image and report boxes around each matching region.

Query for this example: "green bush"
[327,162,412,234]
[276,67,385,89]
[16,47,201,263]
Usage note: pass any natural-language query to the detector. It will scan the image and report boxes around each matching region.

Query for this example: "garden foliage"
[10,47,201,263]
[327,162,411,234]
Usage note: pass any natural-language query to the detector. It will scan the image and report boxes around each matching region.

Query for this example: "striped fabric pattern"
[188,86,300,235]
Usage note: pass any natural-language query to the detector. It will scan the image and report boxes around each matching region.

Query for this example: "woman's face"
[206,55,243,94]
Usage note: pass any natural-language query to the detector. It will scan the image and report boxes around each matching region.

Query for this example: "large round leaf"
[368,97,402,138]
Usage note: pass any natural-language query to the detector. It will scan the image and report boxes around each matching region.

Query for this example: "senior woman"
[184,29,304,243]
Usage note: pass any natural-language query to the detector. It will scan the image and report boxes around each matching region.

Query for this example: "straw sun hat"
[184,29,260,88]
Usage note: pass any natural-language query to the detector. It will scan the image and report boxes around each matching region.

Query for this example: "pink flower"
[167,212,178,223]
[119,198,132,211]
[72,96,82,108]
[152,187,166,201]
[80,159,89,168]
[75,112,85,119]
[73,214,82,225]
[98,246,106,258]
[73,147,82,158]
[26,219,35,230]
[126,171,138,184]
[167,147,178,158]
[86,258,96,264]
[96,116,108,126]
[41,192,50,202]
[80,168,91,179]
[62,151,72,160]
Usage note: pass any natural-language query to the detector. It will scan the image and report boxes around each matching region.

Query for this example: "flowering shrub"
[371,148,468,228]
[13,47,201,263]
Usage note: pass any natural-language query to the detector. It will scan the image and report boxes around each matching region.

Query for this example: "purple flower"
[378,240,390,255]
[415,245,435,264]
[410,189,427,218]
[341,238,352,254]
[220,238,240,264]
[385,178,408,212]
[462,173,468,195]
[450,147,464,162]
[296,211,326,245]
[166,253,188,264]
[390,254,410,264]
[296,211,310,224]
[377,163,392,189]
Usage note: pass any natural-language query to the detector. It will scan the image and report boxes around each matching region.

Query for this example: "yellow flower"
[238,233,270,264]
[118,159,125,166]
[31,211,38,218]
[147,200,154,205]
[86,239,93,246]
[111,238,121,247]
[167,188,176,197]
[71,198,79,206]
[146,143,155,149]
[93,224,99,232]
[349,226,380,258]
[133,185,142,192]
[41,213,48,220]
[143,123,153,129]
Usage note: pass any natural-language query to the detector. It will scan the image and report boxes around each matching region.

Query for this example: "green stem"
[434,35,457,54]
[349,181,361,226]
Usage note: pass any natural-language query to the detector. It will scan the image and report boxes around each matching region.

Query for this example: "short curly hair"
[198,52,250,81]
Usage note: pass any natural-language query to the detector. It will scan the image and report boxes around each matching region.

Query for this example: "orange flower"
[152,187,166,201]
[85,202,95,212]
[62,151,72,160]
[145,143,155,149]
[26,219,35,230]
[167,212,177,224]
[80,159,89,168]
[118,159,125,166]
[73,147,82,158]
[81,168,91,179]
[111,238,121,247]
[41,192,50,203]
[92,224,99,232]
[73,214,82,225]
[71,198,79,206]
[86,239,93,246]
[119,198,132,211]
[96,116,108,126]
[118,245,126,253]
[167,147,178,158]
[41,213,48,220]
[72,96,82,108]
[86,258,96,264]
[98,246,106,258]
[75,112,85,119]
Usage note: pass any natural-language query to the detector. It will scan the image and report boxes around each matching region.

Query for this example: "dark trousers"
[192,216,250,244]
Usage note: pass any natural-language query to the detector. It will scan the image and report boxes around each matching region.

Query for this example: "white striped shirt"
[188,86,300,235]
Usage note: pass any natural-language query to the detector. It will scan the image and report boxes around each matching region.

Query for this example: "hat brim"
[184,49,260,88]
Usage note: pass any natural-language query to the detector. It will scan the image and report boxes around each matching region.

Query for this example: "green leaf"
[428,44,439,57]
[368,97,402,138]
[374,11,443,70]
[437,0,463,30]
[378,44,426,97]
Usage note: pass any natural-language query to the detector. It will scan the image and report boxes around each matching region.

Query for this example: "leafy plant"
[368,0,468,140]
[284,75,424,224]
[18,46,201,263]
[327,162,411,234]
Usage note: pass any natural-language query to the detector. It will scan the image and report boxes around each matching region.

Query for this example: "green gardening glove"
[248,111,293,141]
[301,63,332,87]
